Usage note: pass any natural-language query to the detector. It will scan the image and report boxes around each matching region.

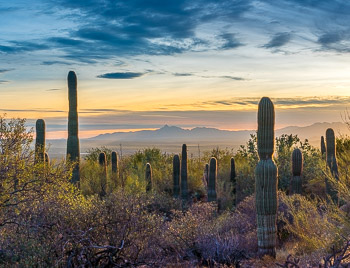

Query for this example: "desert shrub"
[279,192,350,255]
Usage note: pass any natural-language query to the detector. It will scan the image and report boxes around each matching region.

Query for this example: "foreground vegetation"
[1,116,350,267]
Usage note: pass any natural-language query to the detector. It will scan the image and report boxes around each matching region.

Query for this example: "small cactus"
[67,71,80,184]
[321,136,326,158]
[204,163,209,187]
[230,157,236,206]
[35,119,46,164]
[99,152,107,197]
[111,151,118,188]
[290,148,303,195]
[180,144,188,201]
[208,157,217,202]
[325,128,339,204]
[255,97,278,258]
[173,154,180,198]
[145,163,152,192]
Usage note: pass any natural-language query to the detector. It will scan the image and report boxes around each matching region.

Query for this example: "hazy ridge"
[46,122,350,159]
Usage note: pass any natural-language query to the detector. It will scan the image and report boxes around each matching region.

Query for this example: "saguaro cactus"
[326,128,339,179]
[98,152,107,197]
[35,119,46,164]
[208,157,217,202]
[230,157,236,206]
[290,148,303,195]
[67,71,80,184]
[255,97,278,258]
[204,163,209,187]
[321,136,326,158]
[145,163,152,192]
[173,154,180,198]
[325,128,339,204]
[181,144,188,201]
[111,151,118,188]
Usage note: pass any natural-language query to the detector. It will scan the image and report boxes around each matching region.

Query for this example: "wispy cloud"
[0,68,14,73]
[263,32,292,49]
[97,72,145,79]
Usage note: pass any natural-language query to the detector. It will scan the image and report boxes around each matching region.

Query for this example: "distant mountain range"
[89,122,350,145]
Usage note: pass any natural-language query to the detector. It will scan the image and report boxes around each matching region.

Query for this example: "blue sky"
[1,0,350,138]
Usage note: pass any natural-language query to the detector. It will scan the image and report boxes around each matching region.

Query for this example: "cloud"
[263,32,292,49]
[0,80,9,84]
[0,68,13,73]
[219,33,243,49]
[0,41,48,54]
[172,73,194,77]
[317,32,343,45]
[42,60,72,65]
[97,72,145,79]
[201,96,350,109]
[201,75,246,80]
[46,88,62,91]
[29,0,253,63]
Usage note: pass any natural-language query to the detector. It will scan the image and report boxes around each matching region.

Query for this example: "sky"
[1,0,350,138]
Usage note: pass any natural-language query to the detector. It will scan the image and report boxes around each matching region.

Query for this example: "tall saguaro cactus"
[99,152,107,197]
[208,157,217,202]
[35,119,46,164]
[325,128,339,204]
[181,144,188,201]
[173,154,180,198]
[111,151,118,188]
[145,163,152,192]
[290,148,303,195]
[230,157,236,206]
[67,71,80,184]
[326,128,339,179]
[255,97,278,258]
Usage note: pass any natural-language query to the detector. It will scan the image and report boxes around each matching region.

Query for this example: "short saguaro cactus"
[290,148,303,195]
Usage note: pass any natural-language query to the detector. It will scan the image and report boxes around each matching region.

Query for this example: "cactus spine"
[325,128,339,204]
[111,151,118,188]
[321,136,326,159]
[35,119,46,164]
[67,71,80,184]
[99,152,107,197]
[255,97,277,258]
[173,154,180,198]
[230,157,236,206]
[290,148,303,195]
[180,144,188,201]
[208,157,217,202]
[145,163,152,192]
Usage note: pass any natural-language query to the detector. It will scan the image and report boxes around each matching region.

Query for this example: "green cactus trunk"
[145,163,152,192]
[325,128,339,204]
[208,157,217,202]
[290,148,303,195]
[230,157,236,206]
[180,144,188,201]
[99,152,107,197]
[173,154,180,198]
[67,71,80,184]
[255,97,278,258]
[321,136,326,159]
[111,151,118,188]
[35,119,46,164]
[204,163,209,187]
